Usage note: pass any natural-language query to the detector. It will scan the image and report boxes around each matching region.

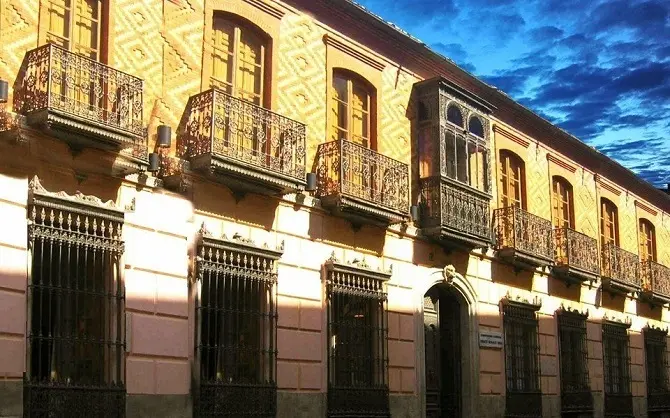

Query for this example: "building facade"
[0,1,669,418]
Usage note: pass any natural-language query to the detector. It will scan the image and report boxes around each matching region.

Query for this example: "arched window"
[639,219,656,262]
[447,105,463,127]
[331,70,375,148]
[45,0,103,60]
[444,117,489,191]
[211,13,268,106]
[469,117,484,138]
[499,150,526,209]
[600,198,618,247]
[552,176,574,228]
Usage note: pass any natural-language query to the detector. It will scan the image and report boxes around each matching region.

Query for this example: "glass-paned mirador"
[639,219,656,262]
[552,176,574,229]
[46,0,101,60]
[444,105,489,192]
[194,231,278,417]
[25,177,125,417]
[326,259,389,417]
[499,150,525,209]
[331,71,373,148]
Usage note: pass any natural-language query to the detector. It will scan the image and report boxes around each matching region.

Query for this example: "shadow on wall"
[307,209,386,256]
[636,299,663,321]
[597,288,626,312]
[547,276,582,303]
[491,262,534,292]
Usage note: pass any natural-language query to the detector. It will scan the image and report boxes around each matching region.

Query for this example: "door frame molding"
[414,265,480,418]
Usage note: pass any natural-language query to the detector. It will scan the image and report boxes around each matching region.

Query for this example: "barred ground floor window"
[602,321,633,417]
[557,308,593,416]
[24,176,126,418]
[193,226,280,418]
[502,298,542,418]
[645,326,670,417]
[325,255,390,418]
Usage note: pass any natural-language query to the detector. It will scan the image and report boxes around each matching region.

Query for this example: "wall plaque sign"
[479,330,504,349]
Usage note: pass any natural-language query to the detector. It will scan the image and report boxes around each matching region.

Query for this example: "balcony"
[639,260,670,305]
[314,139,409,227]
[419,176,491,249]
[600,243,640,294]
[493,206,554,269]
[174,88,306,196]
[553,227,600,283]
[13,44,147,165]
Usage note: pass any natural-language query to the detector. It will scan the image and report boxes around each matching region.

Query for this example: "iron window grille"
[193,225,281,418]
[602,321,633,417]
[24,176,126,418]
[325,254,391,418]
[644,326,670,413]
[557,308,593,415]
[502,298,542,418]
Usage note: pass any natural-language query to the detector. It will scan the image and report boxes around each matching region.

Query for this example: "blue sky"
[355,0,670,188]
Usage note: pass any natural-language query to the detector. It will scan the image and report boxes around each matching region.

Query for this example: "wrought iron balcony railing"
[554,227,600,281]
[13,43,145,152]
[419,176,491,248]
[494,206,554,267]
[601,243,640,293]
[315,139,409,224]
[176,88,306,194]
[640,260,670,303]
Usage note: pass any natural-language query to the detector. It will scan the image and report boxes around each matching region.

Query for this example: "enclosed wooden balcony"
[600,243,640,294]
[553,227,600,283]
[175,88,307,196]
[314,139,409,227]
[13,44,147,164]
[493,206,554,269]
[639,260,670,305]
[419,176,491,249]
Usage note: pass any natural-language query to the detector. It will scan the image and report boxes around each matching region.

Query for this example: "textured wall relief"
[576,169,598,238]
[659,214,670,266]
[1,0,38,90]
[528,144,550,218]
[277,15,326,166]
[619,193,637,253]
[379,67,415,164]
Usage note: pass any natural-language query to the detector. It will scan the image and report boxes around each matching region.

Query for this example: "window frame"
[638,218,656,262]
[602,321,633,415]
[499,149,526,210]
[330,69,376,149]
[444,104,490,192]
[552,176,575,229]
[208,12,270,107]
[325,256,390,416]
[193,226,281,417]
[600,198,619,247]
[43,0,104,61]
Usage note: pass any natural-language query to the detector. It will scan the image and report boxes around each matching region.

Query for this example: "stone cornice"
[323,34,386,72]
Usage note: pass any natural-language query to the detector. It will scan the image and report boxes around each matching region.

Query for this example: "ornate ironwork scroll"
[602,321,633,417]
[315,139,409,215]
[14,43,144,141]
[24,176,126,418]
[419,176,491,244]
[557,307,593,415]
[502,298,542,417]
[601,243,640,292]
[325,254,390,417]
[640,260,670,302]
[177,88,306,181]
[494,206,554,264]
[554,227,600,277]
[193,225,281,418]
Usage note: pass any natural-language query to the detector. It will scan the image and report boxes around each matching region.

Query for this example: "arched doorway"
[423,284,464,418]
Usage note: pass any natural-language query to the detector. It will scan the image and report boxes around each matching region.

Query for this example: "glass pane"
[445,131,456,178]
[352,83,368,111]
[211,18,234,87]
[333,75,348,102]
[237,30,263,101]
[456,135,467,183]
[351,108,368,146]
[48,0,71,44]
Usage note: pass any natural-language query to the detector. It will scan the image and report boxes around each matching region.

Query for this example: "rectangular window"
[25,180,125,417]
[194,231,279,417]
[326,258,389,417]
[45,0,102,61]
[644,328,670,415]
[602,322,633,415]
[557,311,592,414]
[503,301,541,417]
